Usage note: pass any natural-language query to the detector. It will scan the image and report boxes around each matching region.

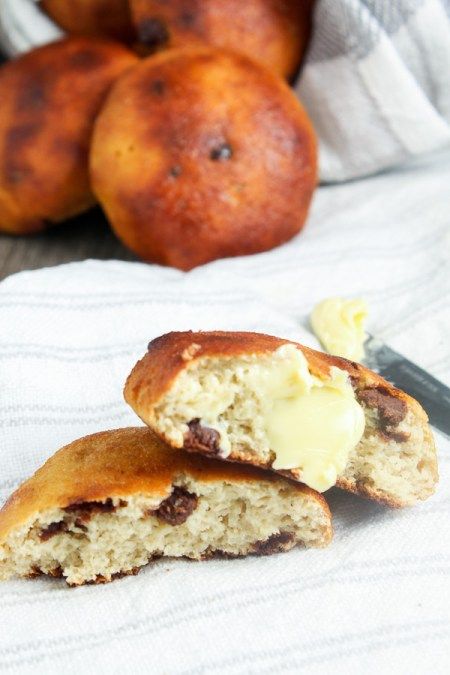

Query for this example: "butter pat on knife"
[310,297,450,439]
[311,297,368,362]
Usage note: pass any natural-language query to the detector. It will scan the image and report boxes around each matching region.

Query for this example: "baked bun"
[90,47,317,270]
[40,0,135,44]
[0,37,138,234]
[130,0,313,79]
[125,331,438,507]
[0,427,331,586]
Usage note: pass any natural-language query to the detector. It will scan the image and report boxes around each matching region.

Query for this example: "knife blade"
[363,334,450,438]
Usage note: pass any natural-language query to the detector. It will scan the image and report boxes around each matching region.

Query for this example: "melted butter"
[310,297,368,362]
[248,346,365,492]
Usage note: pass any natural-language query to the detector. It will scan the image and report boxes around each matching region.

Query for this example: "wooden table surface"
[0,51,136,281]
[0,210,137,280]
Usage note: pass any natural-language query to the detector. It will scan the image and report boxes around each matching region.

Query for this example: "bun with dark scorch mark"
[0,37,137,234]
[90,47,317,270]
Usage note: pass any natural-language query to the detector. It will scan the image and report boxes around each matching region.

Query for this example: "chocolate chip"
[65,498,115,514]
[169,165,182,177]
[380,430,410,443]
[138,18,169,48]
[184,419,221,454]
[152,486,198,526]
[252,531,295,555]
[39,521,68,541]
[151,79,165,95]
[210,143,233,161]
[358,386,407,430]
[64,498,126,522]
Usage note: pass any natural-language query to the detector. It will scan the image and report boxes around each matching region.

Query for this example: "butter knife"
[363,335,450,439]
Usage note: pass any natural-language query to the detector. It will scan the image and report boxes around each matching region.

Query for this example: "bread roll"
[0,37,138,234]
[0,428,331,586]
[125,331,438,507]
[130,0,313,78]
[90,47,317,270]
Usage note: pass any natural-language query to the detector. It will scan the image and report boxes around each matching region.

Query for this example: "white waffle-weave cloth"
[0,149,449,673]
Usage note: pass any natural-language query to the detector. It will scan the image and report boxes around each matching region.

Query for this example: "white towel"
[296,0,450,180]
[0,149,449,673]
[0,0,449,181]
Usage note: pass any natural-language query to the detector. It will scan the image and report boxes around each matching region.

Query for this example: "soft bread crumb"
[0,477,331,586]
[150,350,437,506]
[339,407,436,506]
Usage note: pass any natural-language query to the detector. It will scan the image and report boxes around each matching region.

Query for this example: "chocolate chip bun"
[0,37,138,234]
[124,332,438,507]
[0,428,331,586]
[90,47,317,270]
[130,0,313,79]
[40,0,135,43]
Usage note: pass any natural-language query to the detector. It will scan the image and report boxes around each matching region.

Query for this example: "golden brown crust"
[0,37,138,234]
[40,0,135,44]
[0,427,327,543]
[124,331,433,507]
[125,330,424,419]
[90,47,317,270]
[130,0,313,78]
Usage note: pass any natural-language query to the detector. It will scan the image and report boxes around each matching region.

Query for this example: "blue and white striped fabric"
[1,0,449,182]
[0,149,449,673]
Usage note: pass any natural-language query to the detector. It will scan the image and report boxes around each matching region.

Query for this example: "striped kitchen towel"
[0,0,449,182]
[0,148,449,673]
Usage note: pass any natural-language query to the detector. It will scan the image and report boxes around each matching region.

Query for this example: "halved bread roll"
[125,331,438,507]
[0,428,331,586]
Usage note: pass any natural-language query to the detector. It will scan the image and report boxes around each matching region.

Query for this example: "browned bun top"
[124,331,424,418]
[90,47,317,270]
[40,0,135,44]
[0,427,323,541]
[0,37,138,234]
[130,0,313,78]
